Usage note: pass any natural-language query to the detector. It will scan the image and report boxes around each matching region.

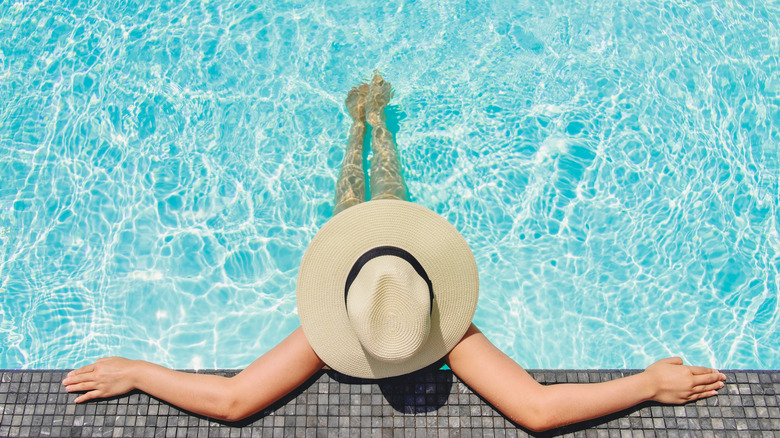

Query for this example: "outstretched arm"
[62,327,324,422]
[445,325,726,432]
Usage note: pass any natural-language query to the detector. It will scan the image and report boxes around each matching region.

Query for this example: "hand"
[643,357,726,404]
[62,357,141,403]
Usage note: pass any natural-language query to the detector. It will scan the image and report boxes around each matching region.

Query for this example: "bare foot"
[345,83,369,122]
[366,73,393,127]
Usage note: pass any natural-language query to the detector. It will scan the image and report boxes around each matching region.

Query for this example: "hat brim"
[296,200,479,379]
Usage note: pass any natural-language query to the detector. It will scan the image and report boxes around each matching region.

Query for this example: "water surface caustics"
[0,0,778,369]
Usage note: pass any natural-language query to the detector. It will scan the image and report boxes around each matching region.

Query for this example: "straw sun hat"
[297,200,479,379]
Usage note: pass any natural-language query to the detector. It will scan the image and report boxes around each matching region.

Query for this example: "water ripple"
[0,0,778,369]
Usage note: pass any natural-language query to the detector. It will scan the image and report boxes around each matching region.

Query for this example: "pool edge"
[1,368,778,436]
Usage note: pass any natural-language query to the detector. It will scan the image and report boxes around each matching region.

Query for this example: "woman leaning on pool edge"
[62,73,727,433]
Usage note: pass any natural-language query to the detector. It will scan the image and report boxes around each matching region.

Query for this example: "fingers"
[697,381,726,392]
[63,373,87,386]
[63,375,104,404]
[688,389,719,401]
[692,373,726,386]
[63,367,98,400]
[66,364,95,380]
[67,357,115,377]
[64,382,96,393]
[684,379,726,402]
[659,357,684,365]
[689,382,724,400]
[74,390,102,404]
[688,365,721,375]
[72,364,96,375]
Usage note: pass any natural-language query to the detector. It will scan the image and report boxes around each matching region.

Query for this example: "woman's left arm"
[62,327,324,422]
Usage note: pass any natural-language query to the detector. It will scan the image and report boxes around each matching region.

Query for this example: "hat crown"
[346,256,431,363]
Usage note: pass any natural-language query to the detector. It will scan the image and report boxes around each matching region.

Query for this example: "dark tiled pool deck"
[1,368,778,437]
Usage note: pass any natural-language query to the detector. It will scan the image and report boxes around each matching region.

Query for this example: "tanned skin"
[63,324,725,431]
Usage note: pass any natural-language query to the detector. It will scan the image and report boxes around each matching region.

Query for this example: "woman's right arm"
[445,324,726,432]
[62,327,324,422]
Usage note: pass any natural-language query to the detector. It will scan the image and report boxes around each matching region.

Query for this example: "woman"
[63,73,726,432]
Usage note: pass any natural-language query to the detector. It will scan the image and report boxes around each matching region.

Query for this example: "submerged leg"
[334,83,369,215]
[366,73,408,201]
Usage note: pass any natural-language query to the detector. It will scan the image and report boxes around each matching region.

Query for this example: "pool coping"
[1,368,778,437]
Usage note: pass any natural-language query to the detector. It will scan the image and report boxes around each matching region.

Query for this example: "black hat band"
[344,246,434,313]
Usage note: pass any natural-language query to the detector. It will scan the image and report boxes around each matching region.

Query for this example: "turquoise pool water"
[1,0,778,370]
